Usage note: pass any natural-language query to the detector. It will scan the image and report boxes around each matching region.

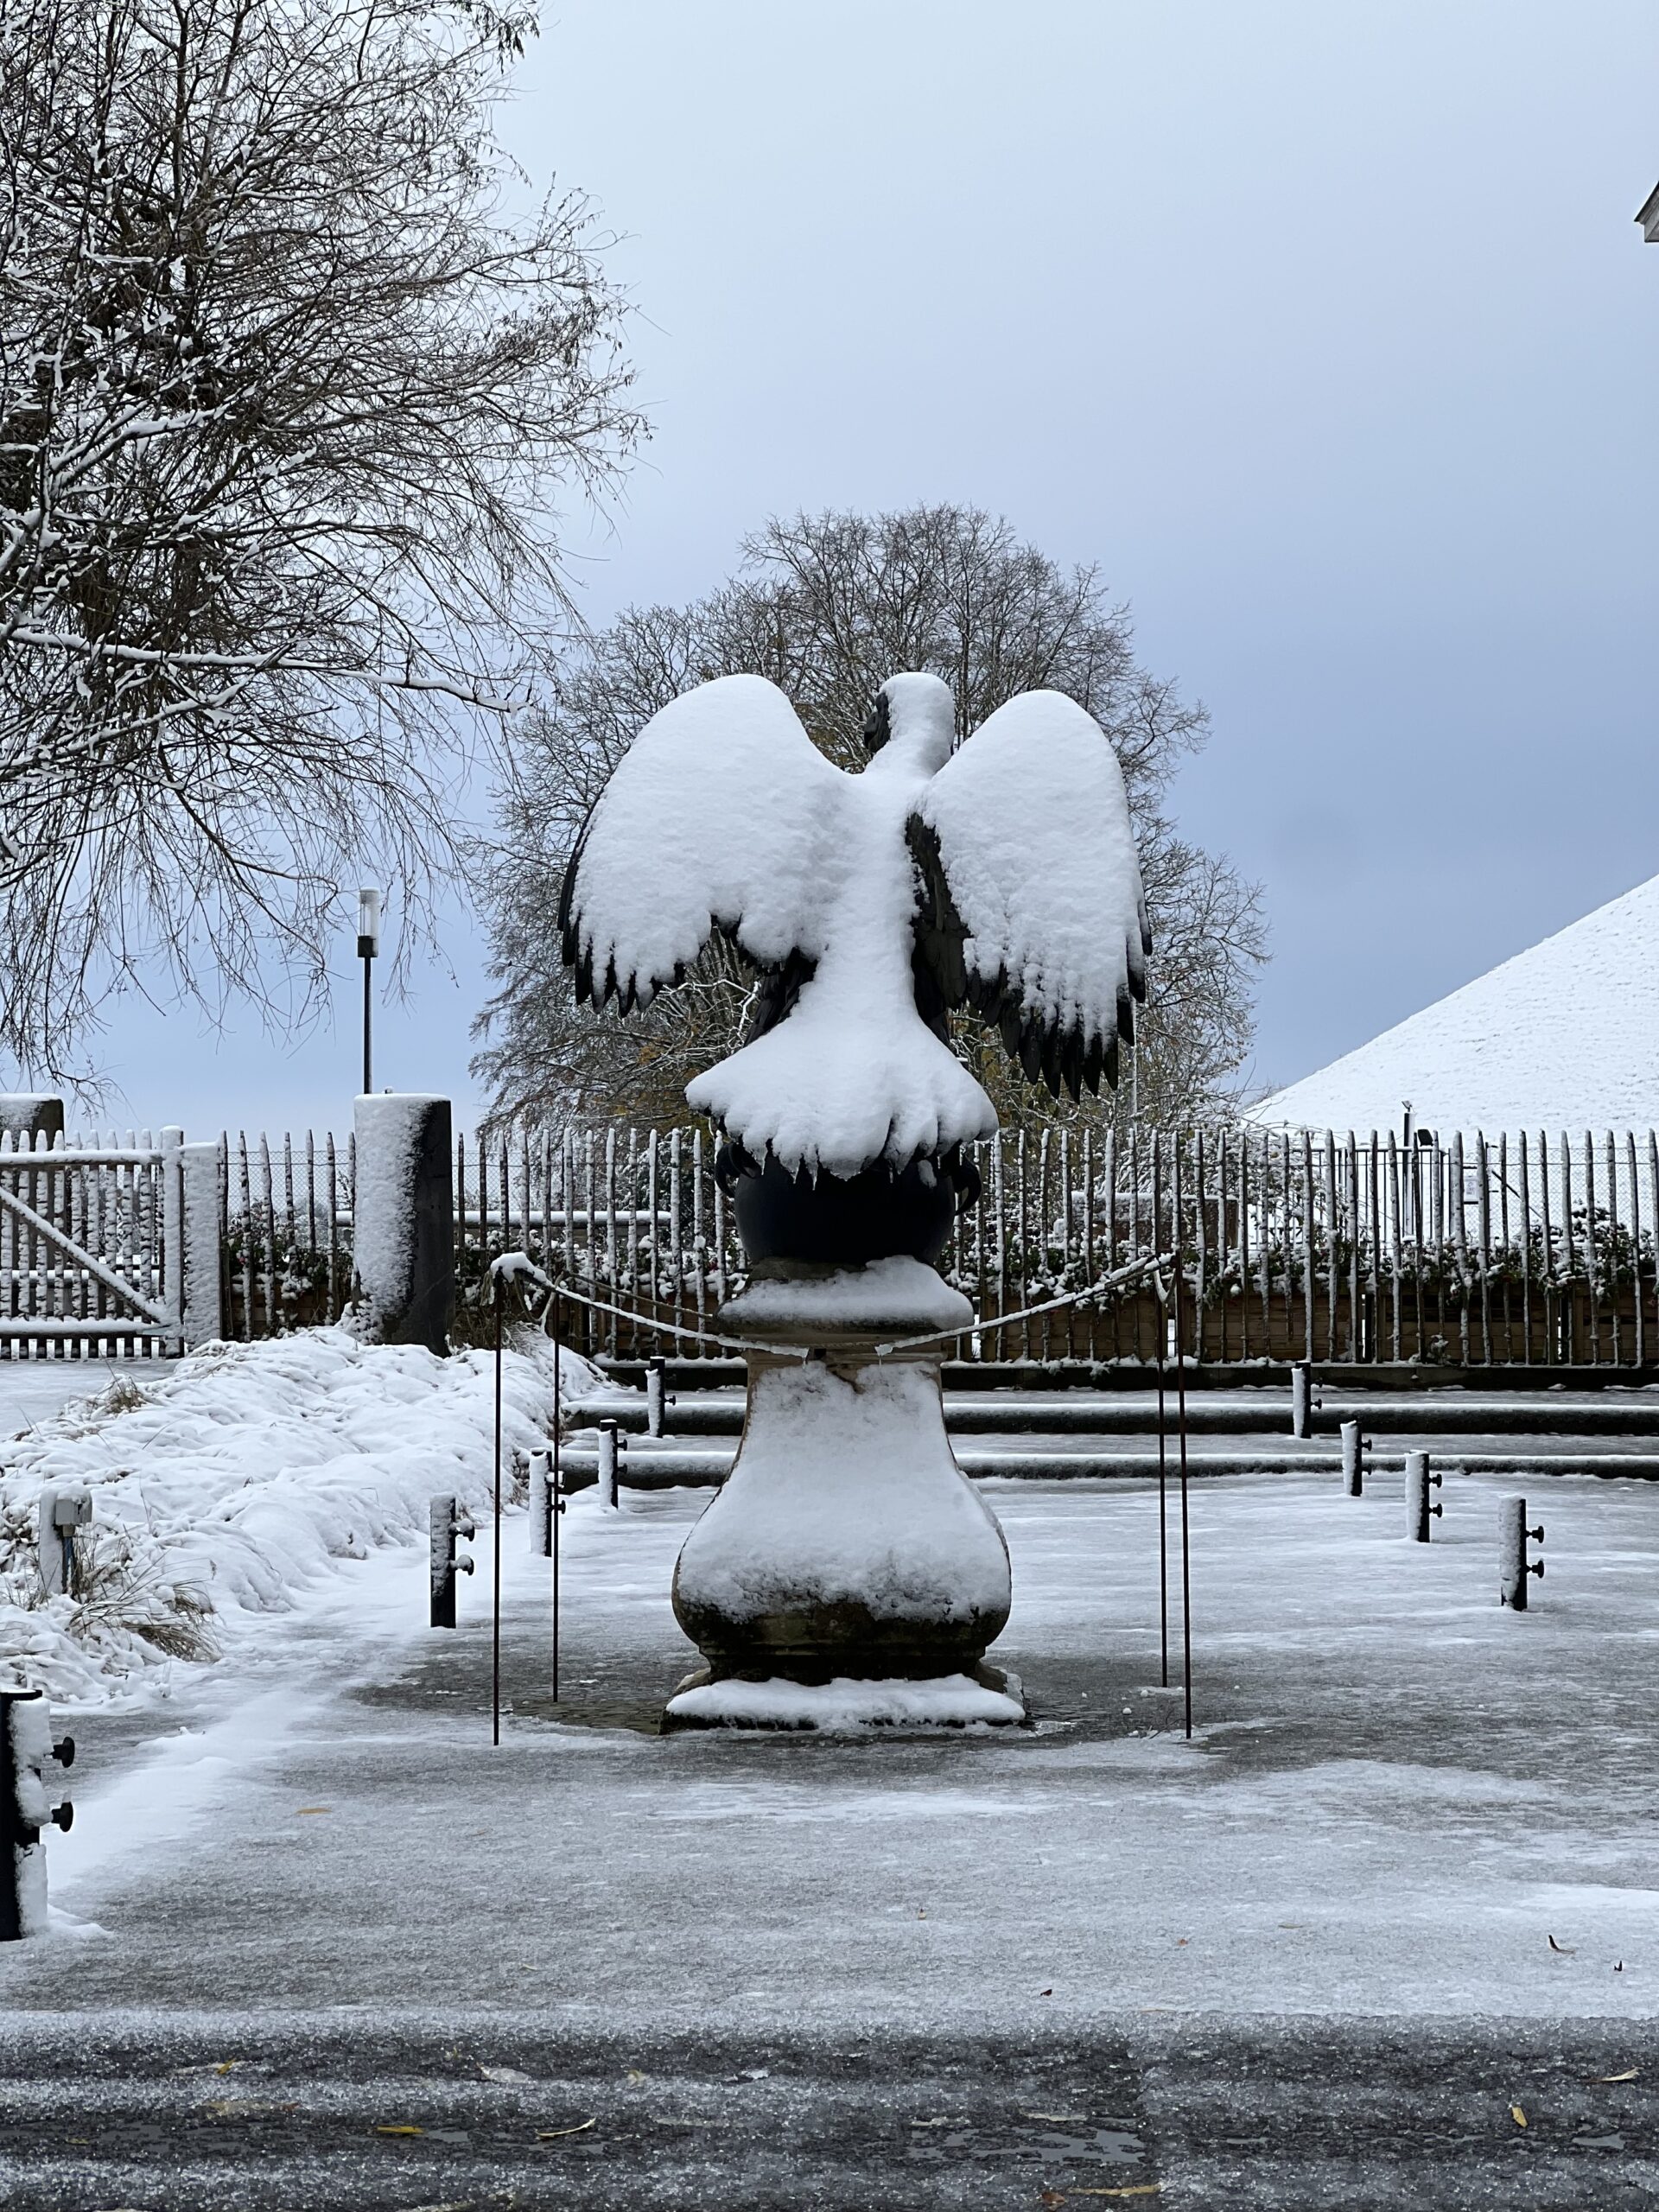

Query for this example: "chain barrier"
[487,1249,1177,1364]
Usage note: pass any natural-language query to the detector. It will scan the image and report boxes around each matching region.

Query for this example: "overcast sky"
[74,0,1659,1139]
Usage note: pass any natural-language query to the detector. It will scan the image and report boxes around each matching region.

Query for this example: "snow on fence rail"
[18,1121,1659,1371]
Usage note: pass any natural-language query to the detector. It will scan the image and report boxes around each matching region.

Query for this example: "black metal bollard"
[645,1357,673,1440]
[597,1419,622,1510]
[1499,1497,1545,1609]
[1290,1363,1319,1440]
[429,1494,475,1627]
[0,1687,73,1942]
[1340,1419,1368,1497]
[1404,1451,1442,1542]
[528,1448,553,1559]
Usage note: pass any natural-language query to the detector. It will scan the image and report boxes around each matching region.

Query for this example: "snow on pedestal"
[667,1258,1022,1727]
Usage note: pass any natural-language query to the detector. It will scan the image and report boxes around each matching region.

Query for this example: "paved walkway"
[3,1471,1656,2206]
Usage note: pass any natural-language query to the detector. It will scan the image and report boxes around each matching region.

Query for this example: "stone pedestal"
[666,1257,1023,1729]
[353,1094,454,1355]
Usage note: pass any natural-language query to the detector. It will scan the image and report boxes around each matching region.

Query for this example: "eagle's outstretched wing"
[907,690,1150,1099]
[558,674,845,1013]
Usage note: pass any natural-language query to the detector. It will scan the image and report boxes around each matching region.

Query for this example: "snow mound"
[0,1328,593,1707]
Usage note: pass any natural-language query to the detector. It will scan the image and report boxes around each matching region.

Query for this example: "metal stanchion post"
[1499,1497,1545,1609]
[597,1418,621,1510]
[1340,1420,1367,1497]
[1154,1280,1169,1690]
[1404,1450,1441,1542]
[529,1450,553,1557]
[0,1688,73,1942]
[551,1292,564,1703]
[1291,1363,1312,1439]
[429,1495,474,1627]
[646,1357,671,1439]
[492,1278,503,1746]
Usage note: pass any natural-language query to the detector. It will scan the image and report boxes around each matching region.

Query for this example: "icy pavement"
[2,1465,1657,2204]
[9,1465,1659,2021]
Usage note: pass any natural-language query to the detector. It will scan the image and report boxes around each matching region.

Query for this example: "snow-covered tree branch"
[473,505,1268,1133]
[0,0,640,1078]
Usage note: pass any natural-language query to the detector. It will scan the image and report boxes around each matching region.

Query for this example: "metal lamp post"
[357,888,381,1094]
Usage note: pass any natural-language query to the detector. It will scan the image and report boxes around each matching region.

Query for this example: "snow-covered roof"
[1251,870,1659,1137]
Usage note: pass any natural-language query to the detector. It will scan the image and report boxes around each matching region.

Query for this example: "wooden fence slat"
[1605,1130,1622,1367]
[1631,1130,1645,1370]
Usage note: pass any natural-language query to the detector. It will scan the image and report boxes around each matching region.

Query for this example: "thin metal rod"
[1155,1285,1169,1689]
[492,1283,503,1748]
[551,1290,563,1704]
[1174,1249,1192,1739]
[361,951,372,1096]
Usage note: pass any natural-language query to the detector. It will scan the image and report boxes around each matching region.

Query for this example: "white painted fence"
[0,1128,221,1357]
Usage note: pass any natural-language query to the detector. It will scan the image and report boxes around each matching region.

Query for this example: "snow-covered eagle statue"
[557,671,1149,1185]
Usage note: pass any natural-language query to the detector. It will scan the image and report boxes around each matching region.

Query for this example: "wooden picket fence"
[216,1122,1659,1372]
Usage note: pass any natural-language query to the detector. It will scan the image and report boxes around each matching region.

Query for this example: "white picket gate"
[0,1128,222,1359]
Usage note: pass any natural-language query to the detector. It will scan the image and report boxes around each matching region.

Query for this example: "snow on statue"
[560,671,1148,1169]
[558,670,1148,1728]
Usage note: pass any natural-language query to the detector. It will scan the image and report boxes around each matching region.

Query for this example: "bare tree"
[0,0,640,1079]
[474,505,1266,1130]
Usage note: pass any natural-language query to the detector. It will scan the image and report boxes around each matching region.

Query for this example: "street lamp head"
[357,887,381,959]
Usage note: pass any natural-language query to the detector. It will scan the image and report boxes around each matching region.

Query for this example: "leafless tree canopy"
[474,505,1267,1133]
[0,0,640,1079]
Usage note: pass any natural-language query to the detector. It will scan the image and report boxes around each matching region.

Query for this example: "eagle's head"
[862,672,956,777]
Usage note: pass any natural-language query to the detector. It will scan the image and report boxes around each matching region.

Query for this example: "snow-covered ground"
[0,1358,125,1437]
[2,1411,1656,2027]
[0,1328,592,1704]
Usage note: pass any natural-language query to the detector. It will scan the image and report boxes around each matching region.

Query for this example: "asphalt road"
[0,2017,1655,2209]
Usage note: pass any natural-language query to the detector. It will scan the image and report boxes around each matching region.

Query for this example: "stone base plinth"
[664,1665,1025,1732]
[667,1258,1023,1727]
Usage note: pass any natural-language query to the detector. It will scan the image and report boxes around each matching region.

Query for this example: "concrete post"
[0,1096,65,1237]
[353,1095,454,1354]
[1404,1451,1442,1542]
[160,1128,185,1350]
[178,1142,226,1348]
[0,1097,62,1148]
